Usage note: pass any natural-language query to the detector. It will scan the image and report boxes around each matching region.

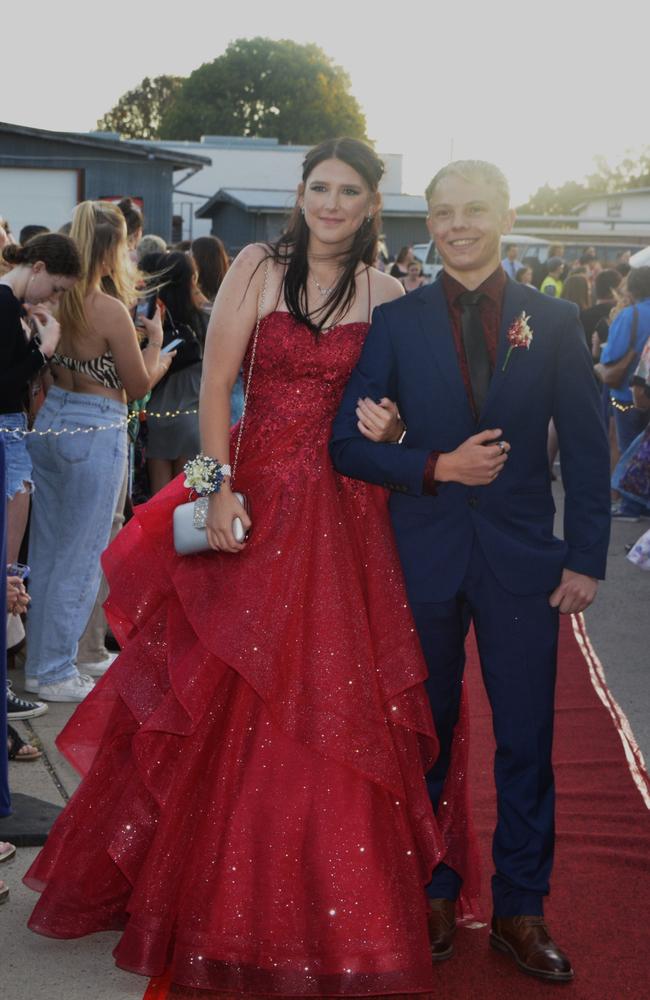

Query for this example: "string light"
[0,407,199,438]
[609,397,635,413]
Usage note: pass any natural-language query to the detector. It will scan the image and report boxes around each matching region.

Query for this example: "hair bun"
[1,243,24,264]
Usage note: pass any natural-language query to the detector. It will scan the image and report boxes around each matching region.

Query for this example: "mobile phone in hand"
[134,295,157,327]
[162,337,184,353]
[7,562,30,580]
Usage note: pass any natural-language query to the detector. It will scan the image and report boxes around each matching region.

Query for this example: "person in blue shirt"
[600,266,650,519]
[500,243,521,279]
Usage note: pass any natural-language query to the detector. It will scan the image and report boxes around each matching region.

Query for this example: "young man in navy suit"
[330,161,611,983]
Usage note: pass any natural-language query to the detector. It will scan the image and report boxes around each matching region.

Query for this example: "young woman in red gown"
[25,138,478,998]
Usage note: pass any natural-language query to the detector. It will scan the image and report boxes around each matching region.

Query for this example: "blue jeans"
[613,405,650,515]
[613,403,648,453]
[25,388,128,686]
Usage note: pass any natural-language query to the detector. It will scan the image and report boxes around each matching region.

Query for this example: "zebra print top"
[51,350,123,390]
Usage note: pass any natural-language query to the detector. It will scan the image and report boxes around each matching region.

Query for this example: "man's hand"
[435,429,510,486]
[549,569,598,614]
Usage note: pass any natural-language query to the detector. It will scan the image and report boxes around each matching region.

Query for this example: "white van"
[412,234,551,281]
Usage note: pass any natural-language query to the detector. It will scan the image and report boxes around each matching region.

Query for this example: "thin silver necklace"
[310,274,335,297]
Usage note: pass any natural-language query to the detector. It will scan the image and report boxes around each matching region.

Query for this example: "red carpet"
[144,615,650,1000]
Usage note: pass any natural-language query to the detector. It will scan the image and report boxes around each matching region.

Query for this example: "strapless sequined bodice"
[245,311,367,421]
[237,311,368,481]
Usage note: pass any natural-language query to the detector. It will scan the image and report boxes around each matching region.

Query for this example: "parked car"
[412,234,551,281]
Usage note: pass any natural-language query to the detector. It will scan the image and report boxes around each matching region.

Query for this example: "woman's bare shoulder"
[87,291,132,324]
[221,244,284,314]
[368,267,405,307]
[232,243,267,267]
[83,293,135,350]
[230,243,281,280]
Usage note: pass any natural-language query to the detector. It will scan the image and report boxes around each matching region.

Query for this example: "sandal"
[0,841,16,863]
[7,724,42,762]
[0,880,8,904]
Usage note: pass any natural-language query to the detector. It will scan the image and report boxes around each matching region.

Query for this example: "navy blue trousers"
[410,539,559,917]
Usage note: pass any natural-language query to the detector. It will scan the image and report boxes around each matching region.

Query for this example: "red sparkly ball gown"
[25,310,479,997]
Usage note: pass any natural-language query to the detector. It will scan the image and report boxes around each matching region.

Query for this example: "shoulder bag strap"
[231,259,270,481]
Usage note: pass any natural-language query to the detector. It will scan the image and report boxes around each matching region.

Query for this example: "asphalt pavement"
[2,479,649,1000]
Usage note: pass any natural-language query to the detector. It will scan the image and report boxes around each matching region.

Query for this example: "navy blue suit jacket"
[330,275,611,603]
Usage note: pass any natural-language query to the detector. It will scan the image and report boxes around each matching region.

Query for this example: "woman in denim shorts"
[0,235,81,564]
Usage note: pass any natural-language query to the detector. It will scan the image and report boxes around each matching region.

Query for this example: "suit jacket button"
[468,495,478,508]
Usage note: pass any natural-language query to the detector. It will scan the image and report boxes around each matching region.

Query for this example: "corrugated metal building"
[196,188,429,256]
[0,122,209,241]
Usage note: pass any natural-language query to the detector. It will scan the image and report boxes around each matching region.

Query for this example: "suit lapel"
[479,278,530,422]
[414,280,473,421]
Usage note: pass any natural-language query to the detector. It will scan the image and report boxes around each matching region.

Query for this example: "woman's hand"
[206,488,252,554]
[152,349,175,387]
[26,305,61,357]
[356,396,405,443]
[140,305,164,348]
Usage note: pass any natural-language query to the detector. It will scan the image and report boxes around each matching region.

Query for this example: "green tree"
[585,150,650,192]
[96,75,185,140]
[517,180,593,215]
[159,38,367,144]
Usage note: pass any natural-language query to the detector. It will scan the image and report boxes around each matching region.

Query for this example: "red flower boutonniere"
[502,311,533,372]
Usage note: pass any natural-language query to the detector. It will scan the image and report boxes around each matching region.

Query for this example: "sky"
[3,0,647,206]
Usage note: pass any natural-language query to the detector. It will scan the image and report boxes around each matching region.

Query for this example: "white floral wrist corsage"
[183,455,232,497]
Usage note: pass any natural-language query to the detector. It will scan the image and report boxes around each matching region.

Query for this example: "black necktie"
[459,291,491,415]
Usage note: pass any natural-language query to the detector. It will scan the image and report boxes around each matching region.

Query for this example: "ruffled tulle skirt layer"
[25,451,478,996]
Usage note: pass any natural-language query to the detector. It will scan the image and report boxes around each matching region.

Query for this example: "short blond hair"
[425,160,510,211]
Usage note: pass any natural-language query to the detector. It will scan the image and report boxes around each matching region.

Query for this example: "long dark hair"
[266,137,384,334]
[155,251,204,336]
[191,235,229,301]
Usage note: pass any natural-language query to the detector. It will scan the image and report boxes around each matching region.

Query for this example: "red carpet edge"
[571,612,650,809]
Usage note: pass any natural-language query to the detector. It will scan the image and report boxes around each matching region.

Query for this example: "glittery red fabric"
[25,313,479,995]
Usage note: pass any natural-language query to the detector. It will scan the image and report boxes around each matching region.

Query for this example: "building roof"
[153,135,311,153]
[574,188,650,211]
[197,188,427,218]
[0,121,210,169]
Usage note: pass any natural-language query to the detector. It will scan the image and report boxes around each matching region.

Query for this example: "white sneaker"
[76,652,118,677]
[23,677,39,694]
[39,673,95,702]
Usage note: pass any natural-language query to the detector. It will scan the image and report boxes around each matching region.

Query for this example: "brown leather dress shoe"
[427,898,456,961]
[490,915,574,982]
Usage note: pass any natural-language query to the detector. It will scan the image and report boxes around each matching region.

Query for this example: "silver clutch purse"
[173,493,249,555]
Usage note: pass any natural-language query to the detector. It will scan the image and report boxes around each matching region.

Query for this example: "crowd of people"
[509,242,650,541]
[0,145,644,997]
[1,206,235,714]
